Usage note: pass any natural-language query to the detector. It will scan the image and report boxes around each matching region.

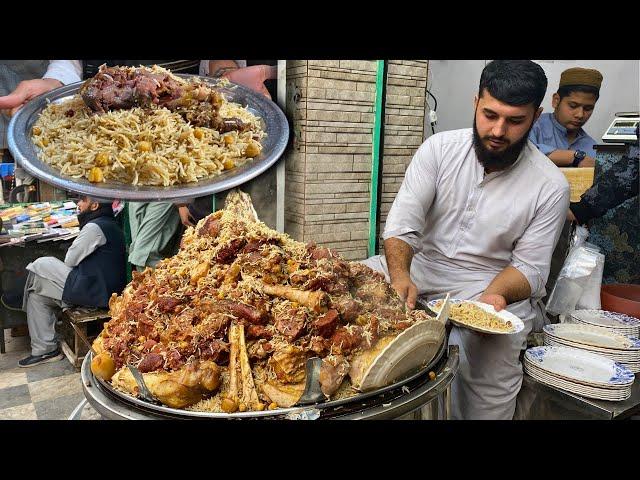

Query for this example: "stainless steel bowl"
[7,75,289,202]
[81,342,459,420]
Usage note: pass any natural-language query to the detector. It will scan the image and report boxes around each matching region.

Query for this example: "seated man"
[16,196,126,367]
[529,67,603,167]
[363,60,569,419]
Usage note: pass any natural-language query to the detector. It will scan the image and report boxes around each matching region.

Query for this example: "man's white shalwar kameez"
[363,129,569,419]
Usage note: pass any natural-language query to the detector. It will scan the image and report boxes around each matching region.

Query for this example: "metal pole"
[276,60,287,233]
[443,383,451,419]
[368,60,385,257]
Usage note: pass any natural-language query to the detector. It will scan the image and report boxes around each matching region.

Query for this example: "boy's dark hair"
[478,60,548,110]
[557,84,600,101]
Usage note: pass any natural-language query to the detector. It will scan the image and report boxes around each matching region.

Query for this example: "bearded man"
[13,196,126,368]
[362,60,570,419]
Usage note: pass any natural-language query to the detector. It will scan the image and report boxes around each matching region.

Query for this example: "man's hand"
[567,208,577,223]
[578,156,596,168]
[225,65,278,99]
[0,78,63,117]
[177,205,195,227]
[390,273,418,310]
[478,293,507,312]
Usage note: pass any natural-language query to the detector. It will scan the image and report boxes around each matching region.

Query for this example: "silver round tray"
[83,336,448,419]
[7,75,289,202]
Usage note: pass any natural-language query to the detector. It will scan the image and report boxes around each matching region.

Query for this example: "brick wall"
[283,60,428,261]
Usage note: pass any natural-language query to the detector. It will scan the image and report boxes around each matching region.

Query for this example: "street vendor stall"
[0,201,79,352]
[3,59,637,421]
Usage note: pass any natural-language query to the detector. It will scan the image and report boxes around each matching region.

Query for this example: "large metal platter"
[82,333,449,419]
[7,74,289,201]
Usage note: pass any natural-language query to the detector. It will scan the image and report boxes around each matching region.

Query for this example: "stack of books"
[0,201,80,246]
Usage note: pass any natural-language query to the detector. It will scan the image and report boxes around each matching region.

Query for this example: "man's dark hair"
[478,60,548,110]
[557,84,600,101]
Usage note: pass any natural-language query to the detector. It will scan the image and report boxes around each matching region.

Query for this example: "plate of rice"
[7,68,289,201]
[426,298,524,335]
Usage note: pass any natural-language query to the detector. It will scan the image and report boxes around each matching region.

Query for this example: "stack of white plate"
[543,323,640,373]
[524,346,635,401]
[570,309,640,337]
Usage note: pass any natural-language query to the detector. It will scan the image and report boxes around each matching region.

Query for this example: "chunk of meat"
[305,275,331,292]
[261,381,304,408]
[308,336,329,356]
[311,309,339,338]
[329,326,363,355]
[319,355,350,396]
[156,296,182,313]
[111,360,222,409]
[310,247,334,260]
[247,340,273,360]
[198,216,220,238]
[268,346,307,384]
[199,339,229,364]
[215,117,250,133]
[165,349,185,370]
[227,301,266,325]
[141,339,157,352]
[215,239,246,264]
[355,281,394,304]
[274,309,307,341]
[246,325,273,340]
[80,65,185,114]
[137,353,164,373]
[331,296,362,323]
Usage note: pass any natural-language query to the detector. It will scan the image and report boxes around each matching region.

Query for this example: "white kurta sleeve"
[64,223,107,268]
[382,137,439,251]
[43,60,82,85]
[510,186,570,298]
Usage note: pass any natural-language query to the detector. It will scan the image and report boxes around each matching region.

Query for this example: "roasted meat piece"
[274,307,307,341]
[268,345,307,384]
[311,309,339,338]
[319,355,350,396]
[111,360,221,409]
[80,65,255,134]
[80,65,184,113]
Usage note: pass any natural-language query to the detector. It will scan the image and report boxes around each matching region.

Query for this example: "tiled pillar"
[378,60,429,254]
[284,60,429,261]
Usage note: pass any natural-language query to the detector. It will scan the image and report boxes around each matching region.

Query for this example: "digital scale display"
[602,114,639,143]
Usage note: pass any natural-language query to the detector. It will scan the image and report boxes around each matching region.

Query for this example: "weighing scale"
[602,112,639,143]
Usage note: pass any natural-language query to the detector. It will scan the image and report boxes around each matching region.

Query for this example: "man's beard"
[77,204,113,229]
[473,118,533,171]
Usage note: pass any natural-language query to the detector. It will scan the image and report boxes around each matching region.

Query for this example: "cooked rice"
[434,299,514,332]
[31,79,265,186]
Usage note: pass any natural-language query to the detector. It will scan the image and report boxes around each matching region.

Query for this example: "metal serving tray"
[82,335,449,420]
[7,75,289,202]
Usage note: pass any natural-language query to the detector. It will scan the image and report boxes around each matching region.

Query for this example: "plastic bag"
[545,243,604,317]
[576,248,604,310]
[569,224,589,250]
